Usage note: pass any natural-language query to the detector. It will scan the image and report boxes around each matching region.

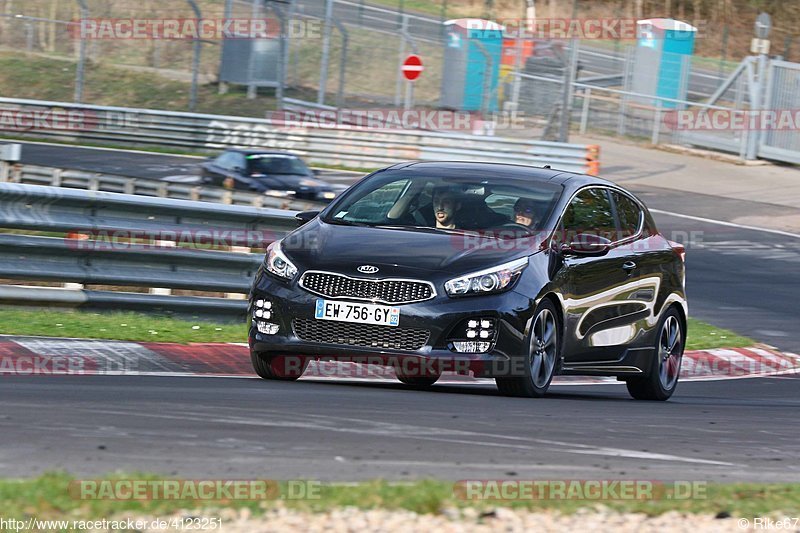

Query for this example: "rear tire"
[495,299,560,398]
[626,308,684,401]
[251,352,308,381]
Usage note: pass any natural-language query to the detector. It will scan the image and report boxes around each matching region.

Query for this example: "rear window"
[612,191,643,239]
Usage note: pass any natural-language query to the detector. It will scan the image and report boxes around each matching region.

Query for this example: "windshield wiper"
[375,224,475,236]
[326,219,374,227]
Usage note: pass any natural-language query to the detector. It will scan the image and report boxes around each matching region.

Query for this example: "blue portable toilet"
[631,18,697,108]
[440,19,504,112]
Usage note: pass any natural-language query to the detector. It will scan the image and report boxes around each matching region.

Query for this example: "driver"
[513,198,538,227]
[432,186,463,229]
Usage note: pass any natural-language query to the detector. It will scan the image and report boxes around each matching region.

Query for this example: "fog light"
[467,320,478,329]
[452,341,491,353]
[256,299,264,308]
[466,329,477,339]
[255,309,263,318]
[480,319,492,329]
[479,330,490,339]
[256,321,279,335]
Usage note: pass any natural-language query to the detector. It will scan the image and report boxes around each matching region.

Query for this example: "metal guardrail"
[0,161,327,211]
[0,97,600,175]
[0,182,298,318]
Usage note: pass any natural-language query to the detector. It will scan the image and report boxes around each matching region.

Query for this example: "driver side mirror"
[560,233,612,257]
[295,210,321,226]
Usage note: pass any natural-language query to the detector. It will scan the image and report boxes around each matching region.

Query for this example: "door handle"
[622,261,637,271]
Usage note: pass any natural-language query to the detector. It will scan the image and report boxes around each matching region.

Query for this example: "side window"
[215,152,235,170]
[561,188,616,242]
[612,191,643,239]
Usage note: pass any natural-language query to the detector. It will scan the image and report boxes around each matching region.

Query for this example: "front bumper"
[248,269,536,376]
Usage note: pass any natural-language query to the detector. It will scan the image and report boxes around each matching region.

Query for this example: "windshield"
[323,173,563,234]
[246,154,310,175]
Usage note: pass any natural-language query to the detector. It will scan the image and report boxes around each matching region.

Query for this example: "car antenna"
[543,164,551,168]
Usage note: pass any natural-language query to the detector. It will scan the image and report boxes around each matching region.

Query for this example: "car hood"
[282,219,539,277]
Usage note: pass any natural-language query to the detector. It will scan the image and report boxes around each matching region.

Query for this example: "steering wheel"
[497,222,532,231]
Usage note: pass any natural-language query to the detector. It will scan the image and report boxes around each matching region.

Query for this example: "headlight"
[444,257,528,296]
[265,241,298,280]
[264,190,296,198]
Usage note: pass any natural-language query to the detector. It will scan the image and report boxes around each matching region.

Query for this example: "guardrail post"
[157,182,169,197]
[51,168,63,187]
[0,162,9,182]
[652,99,663,145]
[190,186,201,201]
[222,190,233,205]
[579,88,591,134]
[88,176,99,191]
[124,179,135,195]
[10,164,22,183]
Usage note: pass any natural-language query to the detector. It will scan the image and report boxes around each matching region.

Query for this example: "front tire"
[496,299,560,398]
[396,373,441,387]
[251,352,308,381]
[626,308,684,401]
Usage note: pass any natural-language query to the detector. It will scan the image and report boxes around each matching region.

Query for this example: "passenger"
[513,197,539,227]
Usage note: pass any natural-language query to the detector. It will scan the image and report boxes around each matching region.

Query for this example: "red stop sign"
[401,54,424,81]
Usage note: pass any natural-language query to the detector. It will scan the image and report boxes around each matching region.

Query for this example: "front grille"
[293,318,430,351]
[299,271,434,304]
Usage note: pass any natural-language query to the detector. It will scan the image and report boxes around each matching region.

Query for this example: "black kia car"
[248,161,687,400]
[200,149,339,202]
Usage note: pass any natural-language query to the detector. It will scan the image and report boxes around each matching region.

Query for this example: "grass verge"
[0,309,245,344]
[0,308,755,350]
[0,473,798,521]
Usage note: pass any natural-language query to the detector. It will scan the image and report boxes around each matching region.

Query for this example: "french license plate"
[314,299,400,327]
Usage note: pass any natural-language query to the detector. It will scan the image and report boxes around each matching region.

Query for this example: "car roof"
[224,149,299,157]
[383,161,616,190]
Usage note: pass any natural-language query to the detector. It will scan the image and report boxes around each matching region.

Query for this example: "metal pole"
[271,1,289,110]
[746,52,768,160]
[186,0,202,111]
[398,0,405,28]
[74,0,89,103]
[439,0,447,39]
[395,15,410,107]
[317,0,334,105]
[579,87,590,134]
[557,0,578,142]
[332,17,349,108]
[246,0,260,99]
[652,98,662,145]
[558,39,579,142]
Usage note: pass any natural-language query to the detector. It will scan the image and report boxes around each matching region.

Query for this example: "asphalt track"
[4,141,800,482]
[1,374,798,481]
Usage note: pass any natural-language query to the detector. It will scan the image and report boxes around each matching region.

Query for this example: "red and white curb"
[0,335,798,385]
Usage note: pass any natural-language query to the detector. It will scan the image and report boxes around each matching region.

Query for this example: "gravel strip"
[133,507,760,532]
